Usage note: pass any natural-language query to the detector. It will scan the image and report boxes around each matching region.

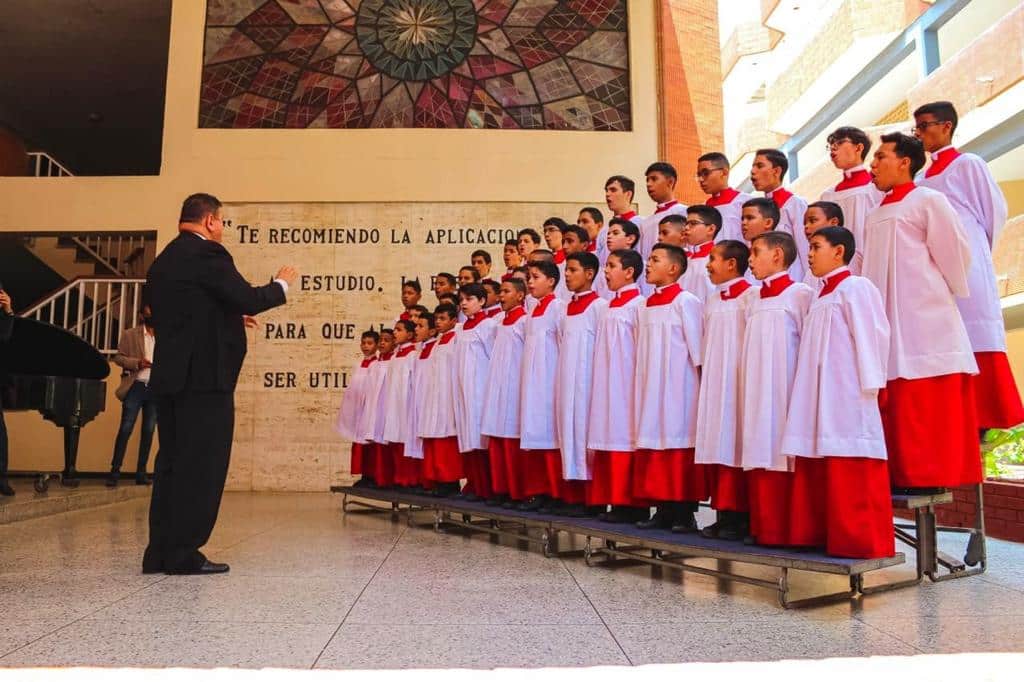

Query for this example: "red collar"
[503,305,527,325]
[439,330,457,344]
[399,310,412,320]
[501,272,515,281]
[618,210,638,221]
[380,351,394,361]
[462,312,488,330]
[586,240,597,253]
[925,147,961,178]
[553,249,566,264]
[419,339,438,359]
[532,293,556,317]
[707,188,739,207]
[610,286,641,308]
[396,343,417,358]
[880,182,916,206]
[835,168,872,191]
[759,273,793,298]
[360,356,376,368]
[655,200,679,213]
[567,290,599,315]
[720,279,751,301]
[819,267,852,297]
[688,241,714,259]
[766,187,793,209]
[646,282,682,306]
[485,305,502,318]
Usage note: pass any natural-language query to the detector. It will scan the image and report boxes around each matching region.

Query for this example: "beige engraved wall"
[226,201,581,491]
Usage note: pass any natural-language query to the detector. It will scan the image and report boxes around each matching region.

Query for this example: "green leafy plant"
[982,425,1024,478]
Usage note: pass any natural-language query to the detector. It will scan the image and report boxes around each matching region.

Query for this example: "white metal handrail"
[27,151,73,177]
[70,234,149,277]
[21,278,146,355]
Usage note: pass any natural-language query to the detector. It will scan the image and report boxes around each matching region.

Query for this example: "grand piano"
[1,316,108,491]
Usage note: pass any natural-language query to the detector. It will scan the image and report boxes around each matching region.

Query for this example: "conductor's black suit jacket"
[146,232,285,395]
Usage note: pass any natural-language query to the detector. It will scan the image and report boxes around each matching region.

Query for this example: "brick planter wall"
[895,481,1024,543]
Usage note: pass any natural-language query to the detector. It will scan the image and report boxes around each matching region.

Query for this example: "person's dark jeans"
[0,399,8,481]
[110,381,158,476]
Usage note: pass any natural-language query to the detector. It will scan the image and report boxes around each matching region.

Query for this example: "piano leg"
[61,425,81,487]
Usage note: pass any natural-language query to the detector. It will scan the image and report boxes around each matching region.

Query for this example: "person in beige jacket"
[107,305,158,486]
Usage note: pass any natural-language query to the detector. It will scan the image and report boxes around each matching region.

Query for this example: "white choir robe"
[860,186,977,380]
[555,258,571,302]
[918,151,1009,353]
[782,271,890,459]
[404,343,434,459]
[481,307,528,438]
[519,294,565,450]
[381,344,419,445]
[417,333,458,440]
[454,314,498,452]
[358,354,391,443]
[588,286,643,452]
[819,167,883,270]
[695,281,759,467]
[595,224,609,266]
[335,357,374,443]
[740,277,813,471]
[555,292,608,480]
[634,284,704,450]
[707,189,753,243]
[803,270,821,292]
[525,294,540,314]
[766,188,809,281]
[680,246,715,304]
[639,202,687,259]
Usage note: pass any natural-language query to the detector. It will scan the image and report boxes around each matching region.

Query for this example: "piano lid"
[0,317,110,380]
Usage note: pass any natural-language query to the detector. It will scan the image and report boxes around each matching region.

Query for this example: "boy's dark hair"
[179,193,222,224]
[402,278,422,294]
[605,174,636,197]
[529,260,561,285]
[410,304,430,316]
[517,227,541,244]
[503,278,527,295]
[433,303,458,320]
[811,226,856,265]
[827,126,872,160]
[697,151,730,168]
[609,217,641,247]
[395,319,416,334]
[645,162,678,180]
[527,248,554,263]
[755,148,789,176]
[564,224,590,243]
[421,311,436,329]
[504,239,519,249]
[459,283,487,301]
[380,328,394,337]
[438,292,459,305]
[651,242,688,274]
[471,249,491,264]
[880,132,927,176]
[513,265,530,277]
[481,279,500,296]
[659,213,686,228]
[751,231,798,267]
[610,248,643,281]
[715,240,750,275]
[580,206,604,225]
[566,251,600,275]
[743,197,780,228]
[361,329,380,343]
[808,200,845,224]
[435,272,457,287]
[913,100,958,133]
[459,265,481,282]
[687,204,723,237]
[543,217,570,232]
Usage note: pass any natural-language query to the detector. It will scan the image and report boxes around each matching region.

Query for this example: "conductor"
[143,193,297,575]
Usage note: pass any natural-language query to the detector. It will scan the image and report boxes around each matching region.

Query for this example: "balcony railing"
[21,278,146,355]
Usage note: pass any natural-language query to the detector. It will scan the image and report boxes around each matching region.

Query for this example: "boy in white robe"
[741,232,814,547]
[741,197,802,283]
[695,240,758,540]
[679,205,720,303]
[639,162,687,259]
[863,132,980,491]
[801,201,844,289]
[577,207,605,263]
[554,251,609,516]
[697,152,752,243]
[750,148,808,281]
[454,284,498,500]
[518,260,566,512]
[481,279,502,318]
[782,227,894,558]
[419,305,462,496]
[633,243,707,533]
[913,100,1023,430]
[357,329,395,487]
[401,315,437,489]
[589,249,647,524]
[481,279,535,505]
[335,330,378,487]
[380,320,419,488]
[820,126,883,252]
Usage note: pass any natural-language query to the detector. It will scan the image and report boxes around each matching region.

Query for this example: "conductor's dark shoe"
[0,481,14,497]
[670,512,698,534]
[168,560,230,575]
[142,562,163,575]
[636,507,673,530]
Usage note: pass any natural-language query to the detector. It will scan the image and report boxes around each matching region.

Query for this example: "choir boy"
[357,329,396,487]
[914,101,1023,430]
[606,217,641,252]
[639,163,687,258]
[419,304,463,496]
[802,201,844,288]
[634,243,706,532]
[518,260,566,511]
[455,284,499,500]
[863,132,979,491]
[697,152,752,242]
[481,279,534,505]
[577,207,604,256]
[543,217,568,258]
[517,228,542,261]
[380,320,419,488]
[398,279,422,321]
[679,205,721,303]
[562,225,591,256]
[589,249,648,523]
[502,239,523,279]
[604,175,642,245]
[458,265,481,287]
[335,330,379,487]
[471,249,492,280]
[555,251,609,516]
[820,126,883,249]
[782,227,894,558]
[741,198,802,282]
[750,148,807,280]
[433,272,458,303]
[741,231,813,546]
[695,240,758,540]
[401,313,436,488]
[481,279,502,317]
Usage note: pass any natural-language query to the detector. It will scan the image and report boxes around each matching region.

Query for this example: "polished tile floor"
[1,492,1023,671]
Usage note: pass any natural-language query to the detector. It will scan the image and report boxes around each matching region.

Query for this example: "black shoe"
[717,513,749,542]
[743,535,757,545]
[352,478,371,488]
[699,521,722,538]
[0,481,14,497]
[518,496,543,512]
[636,506,673,530]
[142,563,163,575]
[671,510,698,534]
[561,503,587,518]
[486,495,508,507]
[168,560,230,575]
[539,498,562,515]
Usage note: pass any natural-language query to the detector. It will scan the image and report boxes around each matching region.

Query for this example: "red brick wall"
[895,481,1024,543]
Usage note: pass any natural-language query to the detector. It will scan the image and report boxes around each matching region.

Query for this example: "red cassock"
[631,448,707,503]
[370,443,396,488]
[462,449,493,498]
[423,436,464,484]
[973,351,1024,429]
[349,442,366,477]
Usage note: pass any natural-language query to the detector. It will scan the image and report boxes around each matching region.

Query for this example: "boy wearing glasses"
[913,101,1023,432]
[750,148,808,280]
[820,126,883,256]
[678,205,721,303]
[696,152,751,243]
